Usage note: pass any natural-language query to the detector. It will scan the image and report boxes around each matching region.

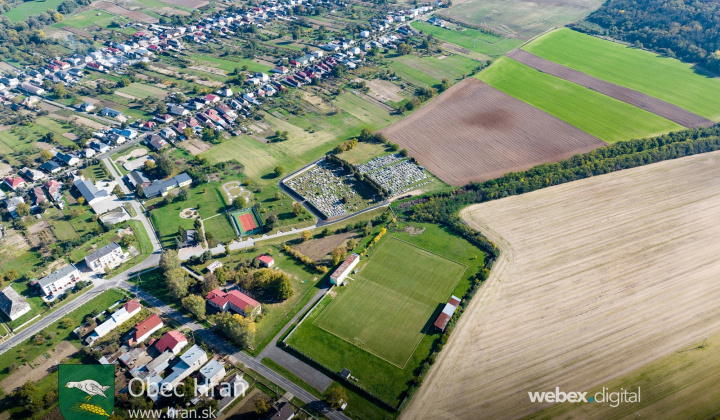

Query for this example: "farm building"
[330,254,360,286]
[434,295,461,332]
[0,286,31,321]
[206,289,261,318]
[256,255,274,268]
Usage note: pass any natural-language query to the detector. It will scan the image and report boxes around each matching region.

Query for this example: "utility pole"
[702,336,708,348]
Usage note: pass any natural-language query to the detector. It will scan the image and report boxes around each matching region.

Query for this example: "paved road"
[259,286,334,392]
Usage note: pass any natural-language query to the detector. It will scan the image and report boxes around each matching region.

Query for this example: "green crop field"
[388,54,482,87]
[411,21,522,57]
[287,223,483,404]
[523,28,720,120]
[477,57,683,142]
[4,0,66,22]
[315,238,466,367]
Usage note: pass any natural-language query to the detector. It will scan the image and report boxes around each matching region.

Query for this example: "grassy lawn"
[333,92,396,127]
[387,54,482,87]
[339,142,392,165]
[477,57,684,142]
[149,183,230,247]
[0,117,75,163]
[50,10,119,29]
[286,223,485,405]
[189,53,273,73]
[201,135,295,180]
[411,21,522,57]
[116,82,167,99]
[202,214,237,244]
[4,0,66,22]
[523,28,720,121]
[315,237,466,367]
[0,289,125,383]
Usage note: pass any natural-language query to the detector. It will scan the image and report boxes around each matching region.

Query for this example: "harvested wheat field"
[382,78,606,186]
[404,151,720,420]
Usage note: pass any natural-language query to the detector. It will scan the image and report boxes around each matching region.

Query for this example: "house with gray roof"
[35,264,80,296]
[142,172,192,198]
[85,242,124,271]
[73,177,109,204]
[0,286,31,321]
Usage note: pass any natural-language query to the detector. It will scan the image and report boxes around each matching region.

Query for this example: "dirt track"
[382,78,606,186]
[507,50,714,128]
[404,151,720,419]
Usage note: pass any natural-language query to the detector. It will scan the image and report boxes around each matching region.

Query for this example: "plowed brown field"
[402,151,720,420]
[507,50,715,128]
[382,78,606,186]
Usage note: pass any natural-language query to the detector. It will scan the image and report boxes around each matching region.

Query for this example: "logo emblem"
[59,364,114,420]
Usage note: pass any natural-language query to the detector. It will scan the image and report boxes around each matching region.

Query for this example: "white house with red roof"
[128,313,164,345]
[154,330,188,355]
[4,176,25,191]
[256,255,274,268]
[205,94,220,103]
[206,289,261,317]
[86,299,142,345]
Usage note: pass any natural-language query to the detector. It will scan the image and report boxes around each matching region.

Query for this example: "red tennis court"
[238,213,258,231]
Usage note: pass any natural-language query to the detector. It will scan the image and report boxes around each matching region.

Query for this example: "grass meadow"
[411,21,522,57]
[523,28,720,120]
[286,223,484,405]
[4,0,66,22]
[477,57,684,142]
[387,54,481,87]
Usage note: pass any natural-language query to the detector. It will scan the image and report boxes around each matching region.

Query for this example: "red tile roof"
[4,177,24,188]
[132,313,163,340]
[154,330,187,353]
[206,288,260,313]
[123,299,142,314]
[257,255,274,265]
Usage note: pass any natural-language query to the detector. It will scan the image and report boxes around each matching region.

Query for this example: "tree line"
[572,0,720,72]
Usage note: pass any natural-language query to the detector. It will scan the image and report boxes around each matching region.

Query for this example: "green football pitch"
[314,237,467,367]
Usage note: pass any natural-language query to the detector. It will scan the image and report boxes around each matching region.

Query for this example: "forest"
[572,0,720,72]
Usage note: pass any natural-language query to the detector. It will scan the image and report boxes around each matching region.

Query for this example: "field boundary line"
[311,281,428,369]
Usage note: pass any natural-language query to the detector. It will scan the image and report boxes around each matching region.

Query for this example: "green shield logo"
[58,364,114,420]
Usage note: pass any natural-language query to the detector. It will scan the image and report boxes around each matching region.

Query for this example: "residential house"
[19,83,45,96]
[45,179,62,202]
[40,160,62,174]
[169,105,189,116]
[89,140,111,153]
[0,286,32,321]
[153,330,188,355]
[160,127,176,140]
[148,135,168,151]
[159,344,207,390]
[85,242,124,271]
[4,176,25,191]
[5,196,24,218]
[30,186,47,207]
[83,148,97,158]
[197,359,226,395]
[86,299,142,345]
[155,114,174,124]
[256,255,274,268]
[55,152,80,166]
[128,313,164,345]
[35,264,81,296]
